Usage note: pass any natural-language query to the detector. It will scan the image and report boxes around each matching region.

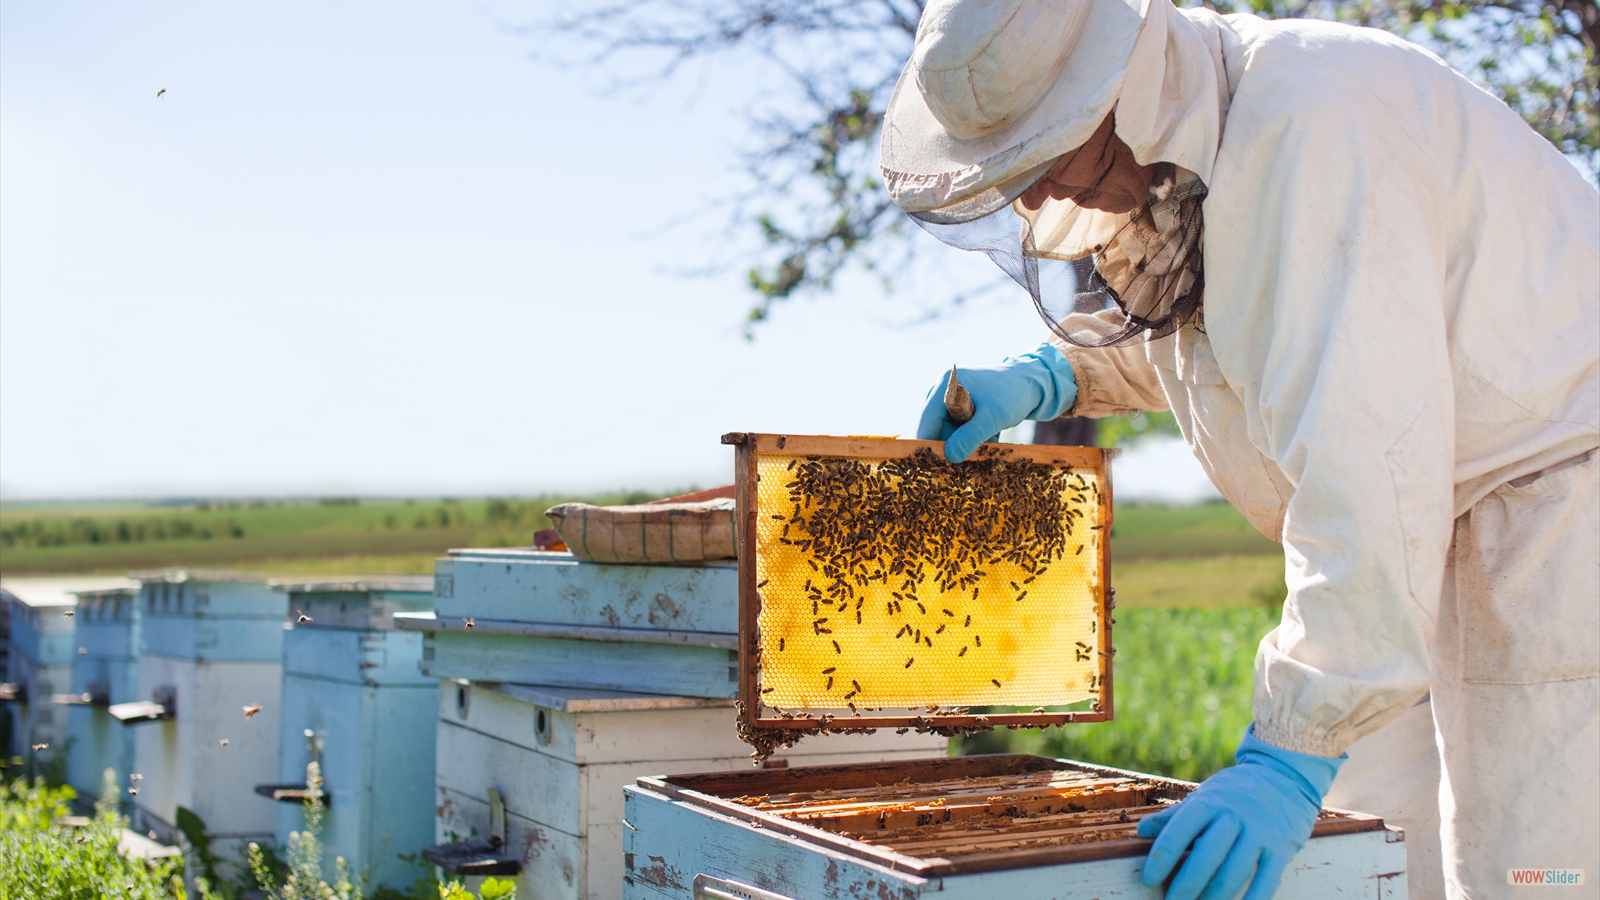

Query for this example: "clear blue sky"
[0,1,1214,502]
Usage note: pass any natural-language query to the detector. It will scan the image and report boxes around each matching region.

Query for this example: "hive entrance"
[723,434,1114,754]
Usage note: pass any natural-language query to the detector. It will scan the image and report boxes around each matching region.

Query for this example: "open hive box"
[724,433,1115,758]
[621,434,1403,898]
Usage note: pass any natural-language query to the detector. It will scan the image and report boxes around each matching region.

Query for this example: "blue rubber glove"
[916,343,1077,463]
[1137,725,1345,900]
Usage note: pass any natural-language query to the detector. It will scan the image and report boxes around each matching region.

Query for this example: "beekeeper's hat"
[880,0,1145,223]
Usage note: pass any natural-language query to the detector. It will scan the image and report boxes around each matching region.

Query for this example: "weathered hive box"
[125,569,286,854]
[431,681,947,900]
[411,550,739,698]
[622,755,1406,899]
[61,585,143,805]
[412,550,948,899]
[267,577,437,892]
[0,576,136,765]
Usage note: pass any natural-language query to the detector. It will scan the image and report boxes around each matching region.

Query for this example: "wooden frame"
[637,754,1387,878]
[721,433,1115,738]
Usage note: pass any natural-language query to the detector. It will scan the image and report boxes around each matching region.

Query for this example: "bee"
[243,705,262,719]
[64,610,74,617]
[821,667,836,674]
[757,579,770,588]
[958,646,968,657]
[832,640,842,654]
[991,679,1002,688]
[129,774,142,782]
[942,609,955,618]
[1015,591,1028,602]
[852,680,861,692]
[464,618,475,629]
[935,624,946,634]
[825,676,834,690]
[78,647,87,655]
[297,610,311,624]
[778,638,785,651]
[905,658,915,668]
[761,687,775,694]
[30,743,48,752]
[964,615,971,627]
[974,635,982,647]
[219,739,229,746]
[128,787,139,796]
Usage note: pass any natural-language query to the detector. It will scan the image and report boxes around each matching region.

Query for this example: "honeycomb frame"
[723,433,1115,738]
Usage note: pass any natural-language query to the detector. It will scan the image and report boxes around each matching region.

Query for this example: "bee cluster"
[742,444,1104,759]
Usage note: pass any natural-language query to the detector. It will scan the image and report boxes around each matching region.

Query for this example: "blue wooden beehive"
[61,584,143,806]
[406,549,947,900]
[1,576,136,768]
[265,577,437,892]
[124,569,287,856]
[403,549,740,698]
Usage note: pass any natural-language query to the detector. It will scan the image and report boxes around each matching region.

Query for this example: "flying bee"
[243,705,262,719]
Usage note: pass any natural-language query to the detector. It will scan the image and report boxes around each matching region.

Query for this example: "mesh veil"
[913,162,1206,348]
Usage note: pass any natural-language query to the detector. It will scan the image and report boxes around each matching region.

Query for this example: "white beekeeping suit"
[881,0,1600,896]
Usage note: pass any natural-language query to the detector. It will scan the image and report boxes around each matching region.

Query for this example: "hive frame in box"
[632,754,1390,879]
[721,433,1115,744]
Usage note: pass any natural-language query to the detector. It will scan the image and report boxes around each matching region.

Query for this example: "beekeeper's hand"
[1137,726,1345,900]
[916,344,1077,463]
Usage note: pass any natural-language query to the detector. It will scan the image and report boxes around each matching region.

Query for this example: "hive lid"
[721,433,1115,757]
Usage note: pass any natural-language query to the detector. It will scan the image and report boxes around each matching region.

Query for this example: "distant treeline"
[1,516,246,548]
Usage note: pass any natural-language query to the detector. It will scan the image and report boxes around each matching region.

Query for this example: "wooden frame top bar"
[721,432,1116,750]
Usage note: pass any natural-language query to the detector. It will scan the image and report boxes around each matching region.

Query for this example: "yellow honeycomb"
[754,449,1105,711]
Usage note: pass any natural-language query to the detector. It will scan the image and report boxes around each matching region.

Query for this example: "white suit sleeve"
[1204,42,1451,757]
[1047,312,1170,417]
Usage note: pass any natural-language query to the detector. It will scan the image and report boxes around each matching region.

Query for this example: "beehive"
[268,578,437,892]
[722,434,1113,754]
[127,569,285,855]
[413,550,948,899]
[406,549,739,698]
[623,756,1405,898]
[0,576,135,766]
[62,584,143,807]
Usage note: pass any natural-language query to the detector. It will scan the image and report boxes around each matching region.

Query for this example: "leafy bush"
[0,769,187,899]
[957,607,1281,782]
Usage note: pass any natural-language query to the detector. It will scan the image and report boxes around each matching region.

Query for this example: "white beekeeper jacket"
[1052,4,1600,761]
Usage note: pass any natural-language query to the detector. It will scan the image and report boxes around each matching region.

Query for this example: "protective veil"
[882,0,1600,896]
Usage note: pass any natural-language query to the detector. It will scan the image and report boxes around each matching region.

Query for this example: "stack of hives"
[397,544,948,899]
[1,576,137,770]
[119,570,286,850]
[264,577,438,891]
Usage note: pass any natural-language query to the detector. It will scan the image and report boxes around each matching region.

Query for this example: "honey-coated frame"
[721,432,1115,738]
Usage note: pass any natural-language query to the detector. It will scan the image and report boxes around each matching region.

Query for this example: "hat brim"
[881,0,1146,215]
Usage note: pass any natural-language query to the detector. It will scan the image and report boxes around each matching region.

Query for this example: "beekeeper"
[882,0,1599,897]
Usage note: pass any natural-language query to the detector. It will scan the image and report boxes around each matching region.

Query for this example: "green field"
[0,492,673,575]
[1,496,1278,579]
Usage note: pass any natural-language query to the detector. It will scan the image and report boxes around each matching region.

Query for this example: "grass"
[1114,555,1286,609]
[0,491,679,574]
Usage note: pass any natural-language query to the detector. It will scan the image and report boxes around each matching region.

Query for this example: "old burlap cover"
[545,498,737,564]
